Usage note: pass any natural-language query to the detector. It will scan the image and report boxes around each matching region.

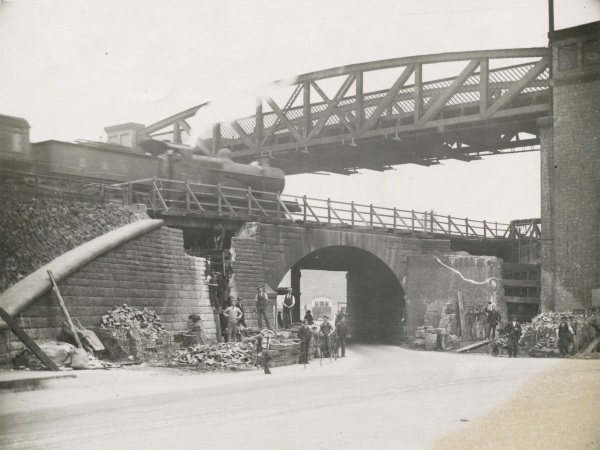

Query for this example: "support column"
[291,267,301,323]
[538,116,555,312]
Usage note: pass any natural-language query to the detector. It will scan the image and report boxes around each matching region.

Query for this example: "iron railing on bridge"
[124,177,540,240]
[0,160,540,240]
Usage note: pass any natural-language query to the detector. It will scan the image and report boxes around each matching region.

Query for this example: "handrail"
[1,167,538,240]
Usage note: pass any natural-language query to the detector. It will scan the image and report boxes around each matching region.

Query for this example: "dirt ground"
[0,344,598,449]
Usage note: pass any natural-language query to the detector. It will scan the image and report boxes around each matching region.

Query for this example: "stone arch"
[282,245,407,343]
[259,224,423,291]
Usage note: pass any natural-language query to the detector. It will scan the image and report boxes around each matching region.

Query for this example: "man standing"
[282,288,295,328]
[255,287,271,329]
[557,316,575,358]
[319,316,334,357]
[504,315,522,357]
[223,301,242,342]
[335,315,350,357]
[486,304,502,339]
[235,297,247,328]
[298,319,311,364]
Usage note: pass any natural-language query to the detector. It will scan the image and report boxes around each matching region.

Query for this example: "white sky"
[1,0,599,223]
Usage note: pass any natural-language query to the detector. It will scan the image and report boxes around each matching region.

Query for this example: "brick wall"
[405,254,504,336]
[541,24,600,310]
[1,226,215,361]
[228,223,275,328]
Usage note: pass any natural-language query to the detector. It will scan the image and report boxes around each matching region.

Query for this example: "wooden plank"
[0,307,60,371]
[457,292,466,338]
[503,279,540,287]
[455,339,491,353]
[48,270,83,349]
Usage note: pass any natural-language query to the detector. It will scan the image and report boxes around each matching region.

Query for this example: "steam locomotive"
[0,114,287,197]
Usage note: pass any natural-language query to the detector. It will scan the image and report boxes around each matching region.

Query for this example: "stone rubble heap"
[175,341,256,370]
[100,304,167,336]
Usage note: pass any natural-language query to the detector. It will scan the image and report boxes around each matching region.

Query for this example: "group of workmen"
[219,287,351,365]
[463,302,503,341]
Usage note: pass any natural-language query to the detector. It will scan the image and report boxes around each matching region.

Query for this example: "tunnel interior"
[291,246,405,344]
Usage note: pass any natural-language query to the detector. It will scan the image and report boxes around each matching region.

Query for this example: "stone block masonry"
[1,226,215,360]
[406,254,504,337]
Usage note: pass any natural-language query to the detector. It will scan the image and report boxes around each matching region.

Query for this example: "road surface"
[1,344,599,449]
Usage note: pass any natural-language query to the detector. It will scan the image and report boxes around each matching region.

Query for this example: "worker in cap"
[255,286,270,330]
[557,316,575,358]
[319,316,334,358]
[503,314,522,358]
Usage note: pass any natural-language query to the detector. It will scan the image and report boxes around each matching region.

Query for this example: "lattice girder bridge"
[139,48,550,175]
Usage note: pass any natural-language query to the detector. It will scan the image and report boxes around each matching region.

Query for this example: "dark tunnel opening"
[287,245,406,344]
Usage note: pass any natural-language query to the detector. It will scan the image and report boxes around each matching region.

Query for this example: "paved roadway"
[1,344,599,449]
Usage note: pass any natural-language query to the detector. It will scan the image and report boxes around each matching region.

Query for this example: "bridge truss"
[140,48,550,174]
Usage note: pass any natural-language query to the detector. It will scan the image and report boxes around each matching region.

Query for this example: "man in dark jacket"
[304,310,314,325]
[319,316,334,357]
[298,319,311,364]
[485,305,502,339]
[557,316,575,357]
[282,288,294,328]
[504,315,522,357]
[335,316,350,357]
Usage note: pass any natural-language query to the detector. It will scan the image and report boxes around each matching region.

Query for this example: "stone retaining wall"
[1,226,216,363]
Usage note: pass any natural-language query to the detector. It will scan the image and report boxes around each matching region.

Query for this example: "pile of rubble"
[100,304,167,335]
[175,341,256,370]
[97,305,172,361]
[517,311,593,357]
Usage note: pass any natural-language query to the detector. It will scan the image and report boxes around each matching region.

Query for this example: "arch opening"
[279,245,406,344]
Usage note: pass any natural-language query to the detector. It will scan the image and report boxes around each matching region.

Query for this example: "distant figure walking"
[504,315,522,357]
[298,319,312,364]
[335,316,350,357]
[557,316,575,357]
[485,305,502,339]
[255,286,271,329]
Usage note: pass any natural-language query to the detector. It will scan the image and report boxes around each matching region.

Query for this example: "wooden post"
[0,308,60,371]
[48,270,83,349]
[350,201,355,226]
[248,187,253,215]
[217,183,222,213]
[457,292,466,338]
[448,215,451,235]
[185,179,190,211]
[370,204,374,226]
[411,210,415,233]
[303,195,307,222]
[276,191,281,218]
[483,220,487,238]
[327,198,331,224]
[465,218,469,237]
[393,207,397,233]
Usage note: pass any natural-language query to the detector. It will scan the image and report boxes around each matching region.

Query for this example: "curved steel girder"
[142,48,551,169]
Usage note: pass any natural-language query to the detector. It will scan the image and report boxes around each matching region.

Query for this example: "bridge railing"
[128,178,537,240]
[0,162,538,240]
[279,194,517,239]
